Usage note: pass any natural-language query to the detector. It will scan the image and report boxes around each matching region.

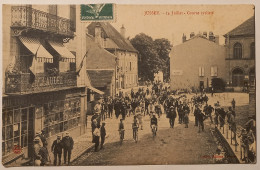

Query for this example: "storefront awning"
[19,36,53,63]
[88,86,105,95]
[47,41,76,63]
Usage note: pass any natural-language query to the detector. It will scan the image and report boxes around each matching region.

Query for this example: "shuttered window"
[211,66,218,77]
[199,67,204,77]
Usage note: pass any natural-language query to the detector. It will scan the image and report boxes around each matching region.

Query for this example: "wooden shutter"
[211,66,214,76]
[199,67,202,76]
[214,66,218,76]
[202,67,205,76]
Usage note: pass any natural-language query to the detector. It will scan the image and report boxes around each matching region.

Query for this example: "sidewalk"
[63,127,94,164]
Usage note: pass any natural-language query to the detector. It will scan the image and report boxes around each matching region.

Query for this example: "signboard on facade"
[172,70,183,75]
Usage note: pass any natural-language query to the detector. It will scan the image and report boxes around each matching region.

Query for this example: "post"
[230,129,232,144]
[235,135,237,152]
[240,140,243,160]
[226,124,229,139]
[223,122,225,134]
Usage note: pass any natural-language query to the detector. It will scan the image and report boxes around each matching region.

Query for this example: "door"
[200,81,204,92]
[232,68,244,87]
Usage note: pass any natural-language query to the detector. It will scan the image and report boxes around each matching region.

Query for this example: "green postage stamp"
[80,4,115,21]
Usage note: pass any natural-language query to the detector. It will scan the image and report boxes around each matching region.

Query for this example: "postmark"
[13,145,22,154]
[80,4,115,22]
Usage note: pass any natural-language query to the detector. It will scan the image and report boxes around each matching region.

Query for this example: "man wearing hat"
[168,106,177,128]
[150,113,158,133]
[62,132,74,165]
[51,135,63,166]
[100,122,106,150]
[194,104,200,126]
[40,130,48,148]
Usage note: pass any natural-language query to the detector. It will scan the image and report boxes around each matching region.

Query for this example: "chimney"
[190,32,195,39]
[120,24,126,39]
[182,33,186,43]
[203,31,207,37]
[95,23,102,45]
[215,35,219,44]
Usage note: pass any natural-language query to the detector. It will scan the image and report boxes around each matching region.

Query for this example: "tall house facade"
[85,34,117,97]
[2,5,87,165]
[170,32,226,91]
[87,23,138,92]
[224,16,255,91]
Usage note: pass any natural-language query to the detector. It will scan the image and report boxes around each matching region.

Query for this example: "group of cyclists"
[91,82,256,163]
[92,82,213,144]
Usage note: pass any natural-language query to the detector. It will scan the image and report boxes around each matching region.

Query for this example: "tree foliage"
[130,33,172,81]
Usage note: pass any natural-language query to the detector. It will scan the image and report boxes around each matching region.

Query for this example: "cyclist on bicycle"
[118,119,125,140]
[132,116,139,141]
[154,101,162,118]
[150,113,158,133]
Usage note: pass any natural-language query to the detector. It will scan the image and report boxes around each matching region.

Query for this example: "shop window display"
[2,97,81,156]
[39,97,81,137]
[2,107,29,156]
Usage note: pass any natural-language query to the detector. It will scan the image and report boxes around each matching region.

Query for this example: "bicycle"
[151,124,157,139]
[119,129,125,145]
[133,128,138,143]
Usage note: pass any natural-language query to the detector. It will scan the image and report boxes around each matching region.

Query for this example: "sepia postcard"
[0,1,259,169]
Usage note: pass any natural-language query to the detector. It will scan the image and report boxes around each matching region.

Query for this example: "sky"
[106,5,255,46]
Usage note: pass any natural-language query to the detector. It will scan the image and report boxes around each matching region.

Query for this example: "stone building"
[224,16,255,91]
[87,22,138,93]
[2,5,88,165]
[170,32,226,91]
[85,34,117,97]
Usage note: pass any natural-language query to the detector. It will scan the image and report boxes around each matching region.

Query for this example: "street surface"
[73,113,217,165]
[72,93,249,165]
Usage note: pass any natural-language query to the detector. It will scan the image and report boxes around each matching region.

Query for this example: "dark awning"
[19,36,53,63]
[47,40,75,63]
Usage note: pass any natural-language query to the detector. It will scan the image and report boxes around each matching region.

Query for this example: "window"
[36,98,81,138]
[130,62,132,71]
[211,66,218,77]
[233,42,242,59]
[2,108,28,156]
[250,42,255,59]
[199,67,204,77]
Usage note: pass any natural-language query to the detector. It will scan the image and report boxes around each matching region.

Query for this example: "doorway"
[199,81,204,92]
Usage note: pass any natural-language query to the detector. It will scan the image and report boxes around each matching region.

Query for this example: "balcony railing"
[5,72,77,94]
[11,6,74,37]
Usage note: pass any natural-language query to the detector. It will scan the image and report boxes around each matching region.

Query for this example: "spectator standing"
[229,112,238,145]
[38,145,49,166]
[231,98,236,110]
[93,126,100,152]
[100,122,106,150]
[62,132,74,165]
[51,135,63,166]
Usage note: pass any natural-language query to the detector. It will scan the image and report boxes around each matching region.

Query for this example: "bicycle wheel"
[136,131,138,143]
[152,128,156,139]
[120,134,123,145]
[120,131,123,145]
